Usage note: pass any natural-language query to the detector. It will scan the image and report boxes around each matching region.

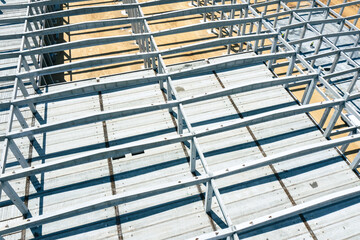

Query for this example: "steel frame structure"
[1,0,360,239]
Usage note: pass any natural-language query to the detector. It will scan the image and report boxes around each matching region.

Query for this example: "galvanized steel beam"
[189,185,360,240]
[0,134,359,235]
[1,74,316,141]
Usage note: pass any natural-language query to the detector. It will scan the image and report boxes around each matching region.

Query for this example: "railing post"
[298,24,307,50]
[319,107,331,128]
[204,180,213,213]
[254,13,264,54]
[203,0,208,22]
[177,105,183,134]
[324,103,344,138]
[350,151,360,169]
[346,71,359,94]
[167,77,172,101]
[190,138,196,173]
[302,74,318,105]
[310,36,323,67]
[334,19,345,45]
[340,130,355,153]
[284,12,294,40]
[308,0,316,20]
[268,30,279,69]
[339,0,347,16]
[320,9,330,33]
[273,2,281,28]
[285,48,298,78]
[329,52,341,73]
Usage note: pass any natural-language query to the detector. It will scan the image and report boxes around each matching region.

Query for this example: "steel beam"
[189,185,360,240]
[0,0,197,23]
[0,133,359,235]
[4,51,291,110]
[0,4,247,41]
[0,99,345,183]
[6,32,276,61]
[1,74,316,141]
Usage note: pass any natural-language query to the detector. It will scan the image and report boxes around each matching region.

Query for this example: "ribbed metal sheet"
[1,53,358,239]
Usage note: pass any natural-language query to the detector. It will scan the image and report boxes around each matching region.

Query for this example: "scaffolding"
[1,0,360,239]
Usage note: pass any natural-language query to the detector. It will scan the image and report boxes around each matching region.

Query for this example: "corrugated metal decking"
[0,0,360,239]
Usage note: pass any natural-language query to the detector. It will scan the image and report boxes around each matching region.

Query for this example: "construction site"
[1,0,360,239]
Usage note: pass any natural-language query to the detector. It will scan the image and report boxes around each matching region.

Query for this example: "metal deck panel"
[179,88,309,237]
[214,169,312,239]
[110,144,218,239]
[304,197,360,240]
[238,217,312,240]
[170,54,320,238]
[209,54,360,239]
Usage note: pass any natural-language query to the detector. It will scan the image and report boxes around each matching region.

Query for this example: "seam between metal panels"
[159,84,218,232]
[98,91,123,240]
[22,114,37,240]
[212,69,318,240]
[284,87,360,179]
